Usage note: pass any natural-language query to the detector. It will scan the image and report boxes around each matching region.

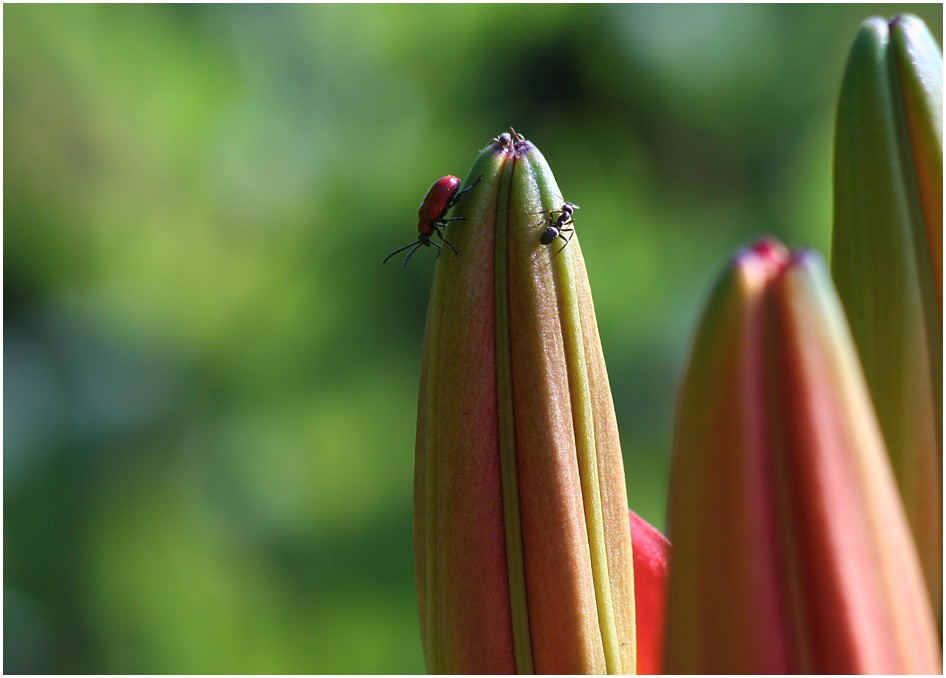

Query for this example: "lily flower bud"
[664,240,940,673]
[832,14,942,615]
[413,132,638,673]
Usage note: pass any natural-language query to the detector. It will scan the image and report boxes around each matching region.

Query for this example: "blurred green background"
[5,4,942,673]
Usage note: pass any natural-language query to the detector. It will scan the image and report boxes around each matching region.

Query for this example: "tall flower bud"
[664,240,940,673]
[413,132,637,673]
[832,14,942,614]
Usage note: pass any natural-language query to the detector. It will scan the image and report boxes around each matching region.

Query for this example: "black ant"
[537,201,579,255]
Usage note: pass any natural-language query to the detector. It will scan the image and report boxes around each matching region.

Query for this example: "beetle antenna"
[398,242,426,268]
[383,240,421,265]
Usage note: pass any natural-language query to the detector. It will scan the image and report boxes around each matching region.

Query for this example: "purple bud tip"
[750,238,790,270]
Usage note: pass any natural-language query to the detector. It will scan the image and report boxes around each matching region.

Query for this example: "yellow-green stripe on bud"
[414,132,637,673]
[832,14,942,617]
[664,240,940,673]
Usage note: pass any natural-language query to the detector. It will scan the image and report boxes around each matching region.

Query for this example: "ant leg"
[530,197,571,216]
[552,227,574,258]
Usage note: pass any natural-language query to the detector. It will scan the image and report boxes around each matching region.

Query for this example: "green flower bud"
[832,14,942,617]
[414,131,637,673]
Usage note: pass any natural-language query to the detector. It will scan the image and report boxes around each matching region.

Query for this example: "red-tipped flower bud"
[413,132,641,673]
[664,240,940,673]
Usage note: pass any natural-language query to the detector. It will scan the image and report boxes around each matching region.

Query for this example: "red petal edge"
[630,509,670,675]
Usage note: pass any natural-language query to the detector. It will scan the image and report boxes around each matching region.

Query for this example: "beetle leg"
[432,226,460,257]
[446,175,484,208]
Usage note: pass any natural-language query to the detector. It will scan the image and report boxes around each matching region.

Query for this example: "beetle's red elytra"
[383,174,483,268]
[418,175,463,233]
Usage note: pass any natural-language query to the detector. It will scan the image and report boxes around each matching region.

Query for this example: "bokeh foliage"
[4,4,941,673]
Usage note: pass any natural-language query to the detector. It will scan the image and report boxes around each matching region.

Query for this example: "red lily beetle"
[538,201,579,255]
[383,174,483,268]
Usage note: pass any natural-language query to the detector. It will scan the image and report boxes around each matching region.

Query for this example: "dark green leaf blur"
[5,4,941,674]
